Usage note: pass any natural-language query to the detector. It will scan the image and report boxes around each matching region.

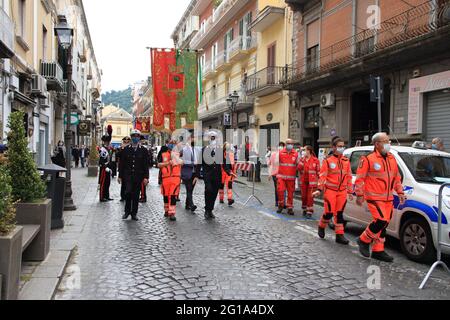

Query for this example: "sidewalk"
[18,168,95,300]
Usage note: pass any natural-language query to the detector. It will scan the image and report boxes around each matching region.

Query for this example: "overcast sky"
[83,0,191,93]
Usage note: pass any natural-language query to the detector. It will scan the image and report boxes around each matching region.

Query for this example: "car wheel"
[400,217,436,264]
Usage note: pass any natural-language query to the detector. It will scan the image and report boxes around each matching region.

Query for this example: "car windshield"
[399,152,450,184]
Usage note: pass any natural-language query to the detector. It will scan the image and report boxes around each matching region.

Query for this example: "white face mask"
[383,144,391,154]
[337,147,346,154]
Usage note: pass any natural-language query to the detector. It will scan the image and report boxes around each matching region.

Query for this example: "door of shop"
[351,88,391,146]
[260,123,280,151]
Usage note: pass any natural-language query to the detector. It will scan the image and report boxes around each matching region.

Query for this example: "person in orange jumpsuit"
[298,146,320,218]
[277,139,300,215]
[219,142,237,206]
[158,140,183,222]
[355,132,406,262]
[313,137,353,245]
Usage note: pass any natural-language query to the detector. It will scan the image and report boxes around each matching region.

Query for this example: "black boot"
[220,200,225,204]
[357,238,371,258]
[131,216,139,221]
[228,199,235,206]
[191,205,197,213]
[277,207,284,214]
[122,213,130,220]
[169,216,177,222]
[336,234,350,245]
[318,227,325,239]
[288,209,294,216]
[372,251,394,263]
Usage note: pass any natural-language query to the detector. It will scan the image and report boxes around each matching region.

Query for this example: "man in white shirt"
[181,137,198,212]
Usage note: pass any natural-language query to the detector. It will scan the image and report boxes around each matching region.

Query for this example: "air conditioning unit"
[9,75,19,90]
[39,92,51,109]
[249,115,259,125]
[320,93,335,108]
[31,74,47,98]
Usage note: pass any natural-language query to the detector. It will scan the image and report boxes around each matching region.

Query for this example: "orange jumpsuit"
[160,151,182,217]
[298,156,320,215]
[277,149,299,209]
[355,150,404,253]
[318,154,353,235]
[220,151,236,202]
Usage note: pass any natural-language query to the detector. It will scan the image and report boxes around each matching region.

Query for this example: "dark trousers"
[74,157,80,168]
[140,181,147,201]
[120,183,126,201]
[183,177,196,208]
[272,176,278,205]
[110,162,117,177]
[205,177,221,212]
[125,178,142,217]
[99,168,111,200]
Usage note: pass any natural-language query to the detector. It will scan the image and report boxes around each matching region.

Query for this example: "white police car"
[343,145,450,263]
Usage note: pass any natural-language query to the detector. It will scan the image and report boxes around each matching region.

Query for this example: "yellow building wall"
[103,119,133,144]
[12,0,35,70]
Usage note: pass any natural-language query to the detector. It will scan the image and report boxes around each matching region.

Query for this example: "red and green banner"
[151,49,199,132]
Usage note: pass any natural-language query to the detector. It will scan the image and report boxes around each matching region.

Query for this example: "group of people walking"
[97,130,237,222]
[267,133,406,263]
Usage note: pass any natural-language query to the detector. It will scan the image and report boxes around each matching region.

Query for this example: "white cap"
[130,129,142,136]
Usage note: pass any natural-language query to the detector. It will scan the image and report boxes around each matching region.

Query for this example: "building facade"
[100,105,133,147]
[245,0,293,148]
[285,0,450,152]
[0,0,101,166]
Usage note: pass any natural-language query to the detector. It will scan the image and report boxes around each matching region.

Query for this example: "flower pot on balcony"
[0,226,23,300]
[15,199,51,262]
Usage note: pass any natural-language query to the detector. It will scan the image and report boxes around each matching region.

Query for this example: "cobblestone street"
[53,168,450,300]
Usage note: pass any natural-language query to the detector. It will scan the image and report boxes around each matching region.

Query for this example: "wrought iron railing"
[287,0,450,84]
[245,66,292,94]
[215,50,230,68]
[229,35,257,56]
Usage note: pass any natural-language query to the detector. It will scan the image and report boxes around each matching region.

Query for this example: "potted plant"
[6,111,51,262]
[87,137,99,177]
[0,163,22,300]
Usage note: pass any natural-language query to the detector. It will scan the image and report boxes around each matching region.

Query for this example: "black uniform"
[98,146,111,201]
[197,145,232,216]
[116,147,126,201]
[119,144,150,218]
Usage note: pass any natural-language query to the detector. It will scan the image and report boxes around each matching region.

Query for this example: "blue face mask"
[131,137,140,145]
[286,145,294,152]
[432,144,438,150]
[168,144,175,150]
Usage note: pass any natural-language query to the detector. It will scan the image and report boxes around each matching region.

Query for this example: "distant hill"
[101,88,133,113]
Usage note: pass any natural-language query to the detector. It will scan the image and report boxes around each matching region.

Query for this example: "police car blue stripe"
[395,197,448,225]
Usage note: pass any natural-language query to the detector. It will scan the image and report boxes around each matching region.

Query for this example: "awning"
[12,89,36,107]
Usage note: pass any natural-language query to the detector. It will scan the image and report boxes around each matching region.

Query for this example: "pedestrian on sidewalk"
[158,140,183,221]
[51,140,66,168]
[118,130,150,221]
[72,145,80,168]
[313,137,353,245]
[99,136,113,202]
[298,145,320,218]
[180,137,198,213]
[117,136,131,202]
[80,145,89,168]
[355,132,406,262]
[198,131,233,220]
[219,142,237,206]
[267,142,285,208]
[277,139,300,215]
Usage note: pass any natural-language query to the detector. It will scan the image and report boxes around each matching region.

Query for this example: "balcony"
[40,61,64,91]
[285,0,319,11]
[198,89,255,120]
[250,6,285,33]
[202,60,215,80]
[285,0,450,93]
[228,35,257,62]
[0,8,15,59]
[245,66,291,97]
[190,0,253,50]
[214,50,231,72]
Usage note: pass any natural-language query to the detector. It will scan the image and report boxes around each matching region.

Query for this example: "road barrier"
[234,161,263,206]
[419,183,450,289]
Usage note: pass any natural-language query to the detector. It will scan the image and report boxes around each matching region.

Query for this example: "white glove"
[105,168,111,173]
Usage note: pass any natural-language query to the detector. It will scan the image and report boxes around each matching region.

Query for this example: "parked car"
[343,145,450,263]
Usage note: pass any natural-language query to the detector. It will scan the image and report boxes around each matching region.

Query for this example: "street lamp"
[55,15,76,211]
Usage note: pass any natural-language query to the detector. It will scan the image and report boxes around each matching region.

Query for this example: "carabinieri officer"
[118,129,150,221]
